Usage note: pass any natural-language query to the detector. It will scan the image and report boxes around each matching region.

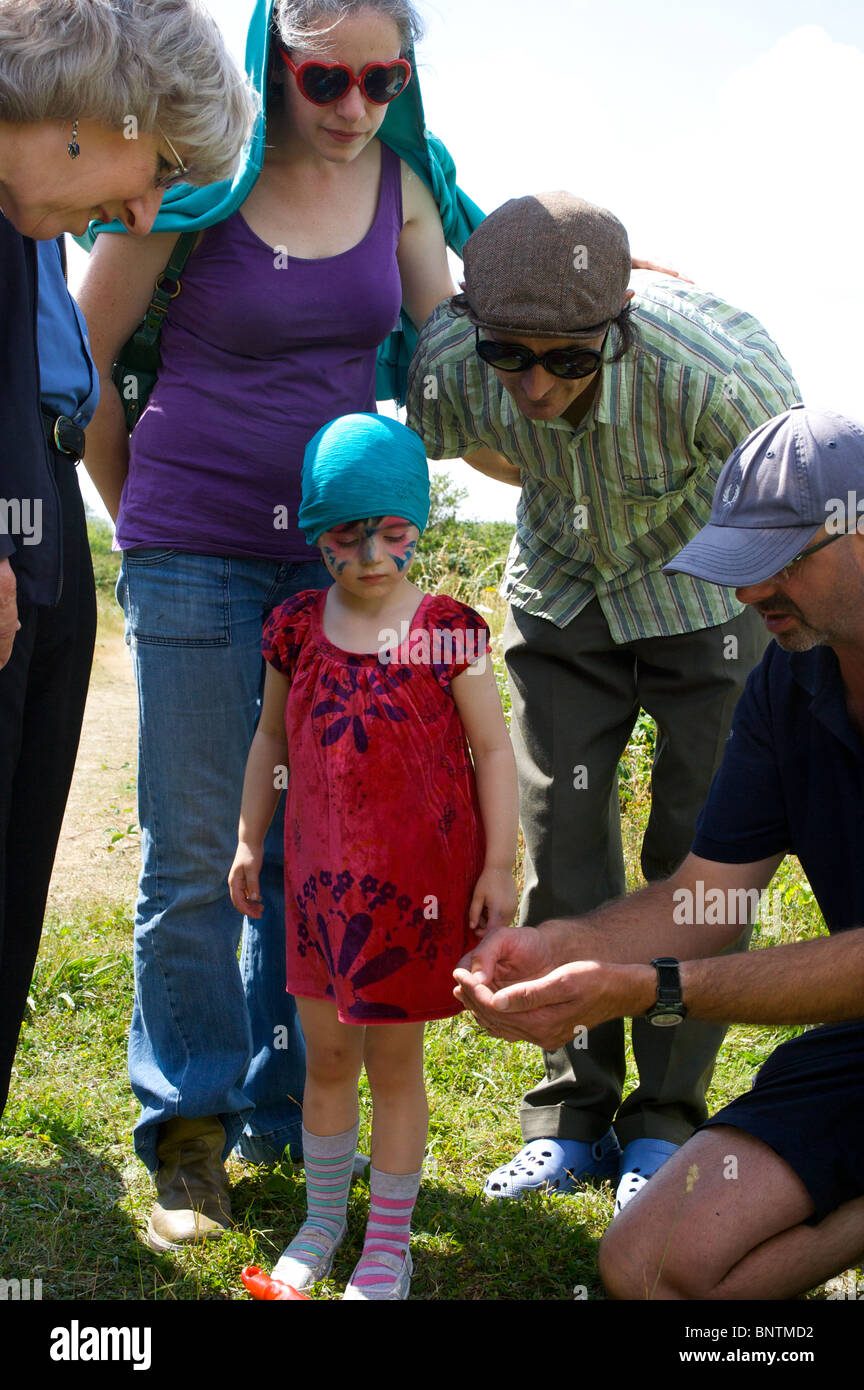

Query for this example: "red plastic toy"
[241,1266,311,1300]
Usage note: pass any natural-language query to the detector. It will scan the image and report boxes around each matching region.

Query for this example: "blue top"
[78,0,484,405]
[692,641,864,933]
[37,239,99,425]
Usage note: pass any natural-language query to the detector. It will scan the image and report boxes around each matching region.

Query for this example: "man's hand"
[453,924,597,1048]
[631,256,694,284]
[454,924,557,990]
[0,559,20,669]
[456,957,655,1048]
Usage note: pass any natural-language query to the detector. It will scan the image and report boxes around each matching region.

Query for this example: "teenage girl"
[229,413,518,1299]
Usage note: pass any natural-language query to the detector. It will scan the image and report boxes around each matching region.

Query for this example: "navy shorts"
[700,1019,864,1224]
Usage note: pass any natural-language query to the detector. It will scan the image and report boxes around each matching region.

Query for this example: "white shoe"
[342,1249,413,1301]
[271,1220,347,1291]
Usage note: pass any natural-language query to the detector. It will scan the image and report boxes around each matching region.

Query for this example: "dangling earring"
[67,120,80,159]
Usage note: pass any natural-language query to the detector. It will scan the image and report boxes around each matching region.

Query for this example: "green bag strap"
[133,230,198,351]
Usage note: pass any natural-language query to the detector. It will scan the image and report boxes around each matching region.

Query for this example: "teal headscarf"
[299,414,430,544]
[79,0,484,405]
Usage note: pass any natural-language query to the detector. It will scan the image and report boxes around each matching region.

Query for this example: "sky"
[69,0,864,524]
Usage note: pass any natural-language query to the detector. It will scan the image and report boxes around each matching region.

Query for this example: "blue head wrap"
[299,414,430,544]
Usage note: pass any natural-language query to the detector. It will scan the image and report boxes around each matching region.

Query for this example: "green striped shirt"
[406,274,801,641]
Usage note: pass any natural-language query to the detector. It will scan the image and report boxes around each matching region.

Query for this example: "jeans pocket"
[122,549,231,647]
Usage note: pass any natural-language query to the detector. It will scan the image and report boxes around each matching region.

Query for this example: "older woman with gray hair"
[0,0,253,1146]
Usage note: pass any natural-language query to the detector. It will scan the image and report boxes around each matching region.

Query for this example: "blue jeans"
[118,548,330,1172]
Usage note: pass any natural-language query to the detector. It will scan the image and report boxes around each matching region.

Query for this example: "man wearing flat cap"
[406,192,801,1211]
[455,406,864,1299]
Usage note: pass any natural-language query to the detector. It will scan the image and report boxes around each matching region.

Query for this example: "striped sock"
[350,1165,421,1296]
[272,1123,357,1286]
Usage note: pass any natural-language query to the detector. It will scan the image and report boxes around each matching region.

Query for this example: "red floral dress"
[262,590,489,1024]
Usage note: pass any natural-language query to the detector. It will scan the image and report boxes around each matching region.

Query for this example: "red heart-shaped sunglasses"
[279,49,412,106]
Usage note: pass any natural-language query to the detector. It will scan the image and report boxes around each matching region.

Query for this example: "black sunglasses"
[474,327,607,380]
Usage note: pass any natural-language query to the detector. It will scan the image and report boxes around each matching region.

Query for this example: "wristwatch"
[645,957,687,1027]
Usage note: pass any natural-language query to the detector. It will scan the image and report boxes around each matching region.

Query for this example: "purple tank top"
[116,142,404,561]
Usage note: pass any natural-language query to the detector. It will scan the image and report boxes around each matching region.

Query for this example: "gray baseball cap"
[664,405,864,586]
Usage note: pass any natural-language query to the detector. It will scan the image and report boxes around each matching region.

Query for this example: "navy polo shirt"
[692,640,864,934]
[0,214,61,606]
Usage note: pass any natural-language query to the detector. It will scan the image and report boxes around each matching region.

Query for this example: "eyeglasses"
[474,327,607,380]
[279,50,412,105]
[773,529,850,582]
[154,127,188,190]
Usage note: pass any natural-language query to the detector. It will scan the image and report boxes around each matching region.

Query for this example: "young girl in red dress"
[229,413,518,1300]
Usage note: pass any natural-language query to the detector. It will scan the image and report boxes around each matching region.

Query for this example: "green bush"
[416,475,514,592]
[618,709,657,812]
[86,518,121,596]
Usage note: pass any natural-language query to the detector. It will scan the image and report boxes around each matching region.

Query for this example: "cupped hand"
[454,958,605,1048]
[454,922,559,988]
[455,957,654,1050]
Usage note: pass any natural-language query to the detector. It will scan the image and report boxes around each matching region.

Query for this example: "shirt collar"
[595,332,629,426]
[788,645,833,698]
[498,382,518,428]
[789,645,863,756]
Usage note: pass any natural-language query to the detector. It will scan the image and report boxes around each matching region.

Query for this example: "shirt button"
[586,534,599,544]
[580,495,591,506]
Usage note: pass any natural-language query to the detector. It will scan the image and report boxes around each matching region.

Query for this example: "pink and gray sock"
[346,1165,421,1299]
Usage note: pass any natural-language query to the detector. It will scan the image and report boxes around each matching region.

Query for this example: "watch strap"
[646,956,687,1024]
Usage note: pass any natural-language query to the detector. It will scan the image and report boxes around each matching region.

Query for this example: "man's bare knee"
[598,1221,647,1299]
[600,1215,714,1300]
[599,1136,732,1300]
[598,1199,684,1300]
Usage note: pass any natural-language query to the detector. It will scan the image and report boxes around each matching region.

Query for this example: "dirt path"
[47,609,141,917]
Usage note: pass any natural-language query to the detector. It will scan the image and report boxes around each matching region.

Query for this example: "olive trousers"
[504,598,767,1147]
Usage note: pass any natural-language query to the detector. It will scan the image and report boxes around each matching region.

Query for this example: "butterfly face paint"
[318,517,420,594]
[321,542,349,576]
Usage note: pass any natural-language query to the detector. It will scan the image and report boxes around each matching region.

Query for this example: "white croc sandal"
[483,1130,621,1199]
[614,1139,680,1214]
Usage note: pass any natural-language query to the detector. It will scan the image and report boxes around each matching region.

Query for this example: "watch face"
[650,1011,684,1027]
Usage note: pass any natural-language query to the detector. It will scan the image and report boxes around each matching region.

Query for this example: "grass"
[0,524,856,1303]
[2,913,610,1301]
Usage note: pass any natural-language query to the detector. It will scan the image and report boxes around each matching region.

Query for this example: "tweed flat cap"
[462,192,631,338]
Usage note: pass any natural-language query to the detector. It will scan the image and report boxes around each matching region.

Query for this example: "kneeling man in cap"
[457,405,864,1299]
